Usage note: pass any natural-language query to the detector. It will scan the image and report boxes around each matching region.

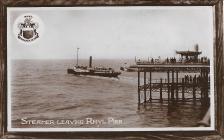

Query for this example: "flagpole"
[76,48,79,66]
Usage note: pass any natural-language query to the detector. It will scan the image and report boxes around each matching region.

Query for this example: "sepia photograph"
[7,6,214,131]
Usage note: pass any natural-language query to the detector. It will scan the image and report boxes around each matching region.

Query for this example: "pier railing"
[136,58,210,65]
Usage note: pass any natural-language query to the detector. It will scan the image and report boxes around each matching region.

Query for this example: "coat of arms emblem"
[17,15,39,42]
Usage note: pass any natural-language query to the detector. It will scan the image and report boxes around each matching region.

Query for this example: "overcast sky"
[8,7,213,60]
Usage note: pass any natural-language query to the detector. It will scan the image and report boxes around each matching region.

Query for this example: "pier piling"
[193,77,196,102]
[160,78,163,102]
[150,71,152,101]
[144,71,146,103]
[138,70,140,104]
[171,71,175,101]
[167,71,170,102]
[176,71,179,101]
[182,78,185,101]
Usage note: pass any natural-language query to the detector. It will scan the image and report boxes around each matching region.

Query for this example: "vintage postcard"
[7,6,214,132]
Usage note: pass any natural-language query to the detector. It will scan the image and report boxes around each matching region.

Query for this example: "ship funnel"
[194,44,199,52]
[89,56,92,68]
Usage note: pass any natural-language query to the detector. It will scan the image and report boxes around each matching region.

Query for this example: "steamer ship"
[67,48,121,78]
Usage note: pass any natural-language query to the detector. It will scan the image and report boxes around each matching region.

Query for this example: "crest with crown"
[17,15,39,42]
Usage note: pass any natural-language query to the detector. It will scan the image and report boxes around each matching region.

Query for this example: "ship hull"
[120,67,137,72]
[67,69,121,77]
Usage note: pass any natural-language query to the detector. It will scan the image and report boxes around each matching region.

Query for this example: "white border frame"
[7,6,215,132]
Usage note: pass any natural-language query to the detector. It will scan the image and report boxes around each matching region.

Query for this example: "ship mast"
[76,47,79,66]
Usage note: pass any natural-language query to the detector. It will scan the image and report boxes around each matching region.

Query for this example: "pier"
[133,45,210,105]
[135,64,210,105]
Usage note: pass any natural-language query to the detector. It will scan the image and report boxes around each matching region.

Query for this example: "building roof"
[176,51,202,56]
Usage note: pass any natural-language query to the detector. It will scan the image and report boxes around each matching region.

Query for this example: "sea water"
[10,59,208,128]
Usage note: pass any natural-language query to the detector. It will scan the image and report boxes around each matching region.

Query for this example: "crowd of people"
[137,56,210,65]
